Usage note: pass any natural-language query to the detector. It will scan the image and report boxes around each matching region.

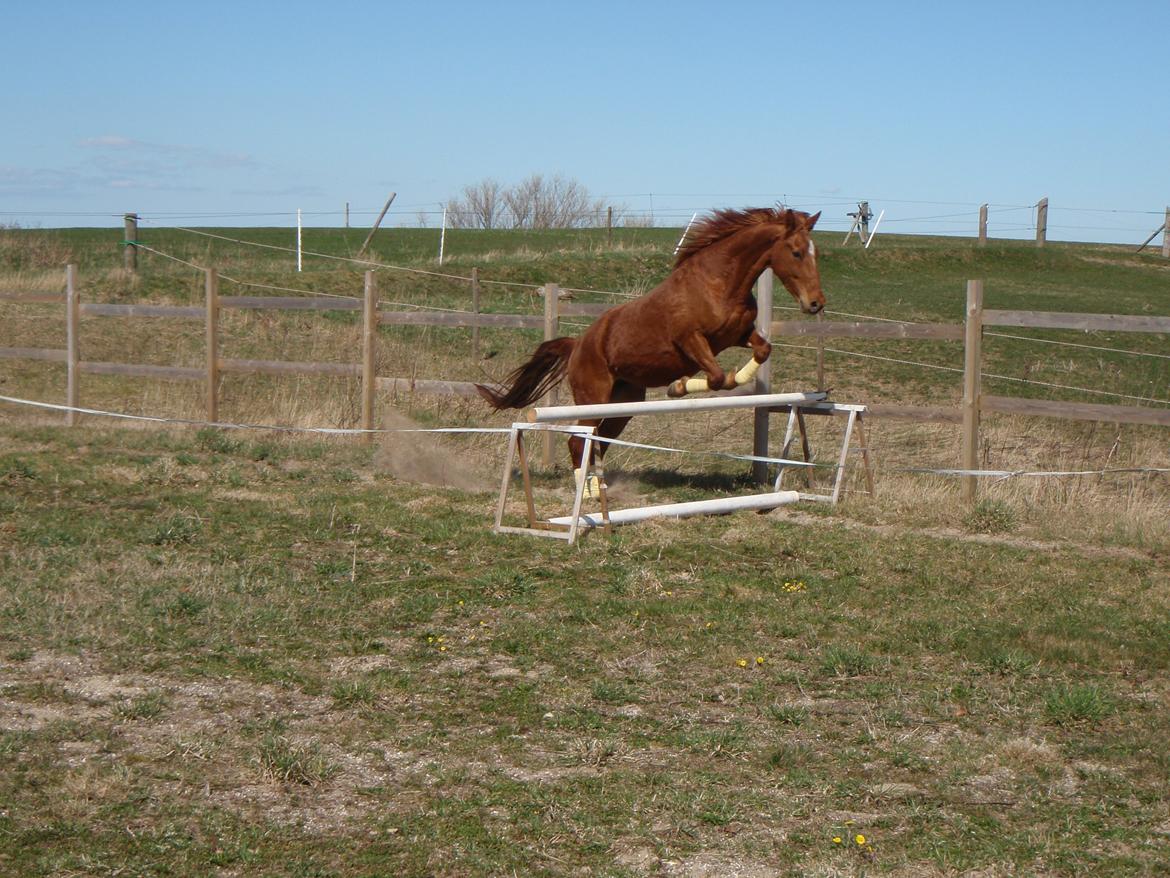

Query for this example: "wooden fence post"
[542,283,561,468]
[205,268,220,423]
[978,204,988,246]
[65,264,79,426]
[1163,207,1170,259]
[1035,198,1048,247]
[123,213,138,273]
[752,268,773,484]
[961,279,984,502]
[362,271,378,442]
[815,311,826,391]
[471,267,481,359]
[358,192,396,258]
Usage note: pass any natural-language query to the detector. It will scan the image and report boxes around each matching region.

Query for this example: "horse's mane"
[674,207,795,267]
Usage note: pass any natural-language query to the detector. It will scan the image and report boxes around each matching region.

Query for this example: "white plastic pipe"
[296,208,303,272]
[530,391,827,423]
[548,490,800,528]
[864,209,885,249]
[439,206,447,264]
[674,212,698,255]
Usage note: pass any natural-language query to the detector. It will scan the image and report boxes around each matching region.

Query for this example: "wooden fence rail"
[2,264,1167,500]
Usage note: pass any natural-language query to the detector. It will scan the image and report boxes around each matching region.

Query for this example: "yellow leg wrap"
[733,357,762,386]
[574,467,602,500]
[669,357,762,397]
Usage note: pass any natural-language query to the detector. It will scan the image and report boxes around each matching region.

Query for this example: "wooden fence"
[2,266,1168,500]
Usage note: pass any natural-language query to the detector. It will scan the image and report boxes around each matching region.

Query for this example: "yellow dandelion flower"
[705,622,713,629]
[832,837,842,844]
[439,645,447,652]
[736,659,748,668]
[855,834,866,846]
[756,656,765,665]
[427,636,434,643]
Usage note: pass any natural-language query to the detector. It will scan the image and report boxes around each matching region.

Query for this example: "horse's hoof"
[667,379,688,398]
[574,469,603,500]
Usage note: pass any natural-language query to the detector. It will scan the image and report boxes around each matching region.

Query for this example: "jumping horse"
[476,207,826,492]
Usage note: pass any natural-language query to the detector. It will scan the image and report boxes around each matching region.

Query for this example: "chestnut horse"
[476,207,825,484]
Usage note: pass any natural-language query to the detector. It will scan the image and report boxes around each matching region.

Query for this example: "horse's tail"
[475,336,576,410]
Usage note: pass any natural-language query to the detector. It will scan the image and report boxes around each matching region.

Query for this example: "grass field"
[1,224,1169,875]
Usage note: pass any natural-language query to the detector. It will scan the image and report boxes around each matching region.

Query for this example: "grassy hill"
[1,225,1169,875]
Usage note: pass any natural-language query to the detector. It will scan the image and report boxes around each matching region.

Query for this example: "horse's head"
[769,210,825,315]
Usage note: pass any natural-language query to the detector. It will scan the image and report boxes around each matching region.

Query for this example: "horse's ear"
[806,211,822,230]
[784,210,800,232]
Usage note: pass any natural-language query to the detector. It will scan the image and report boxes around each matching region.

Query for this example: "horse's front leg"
[668,332,730,397]
[746,328,772,365]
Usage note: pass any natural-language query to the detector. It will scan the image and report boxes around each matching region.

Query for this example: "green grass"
[0,424,1167,875]
[1,224,1168,874]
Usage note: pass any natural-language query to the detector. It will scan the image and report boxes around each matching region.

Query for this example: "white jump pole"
[864,210,885,249]
[529,391,828,424]
[296,208,303,272]
[439,206,447,265]
[674,212,699,255]
[549,490,801,528]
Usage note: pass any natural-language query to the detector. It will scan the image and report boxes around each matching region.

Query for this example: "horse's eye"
[793,249,804,260]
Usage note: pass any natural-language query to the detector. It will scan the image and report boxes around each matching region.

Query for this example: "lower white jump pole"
[548,489,801,530]
[530,391,827,423]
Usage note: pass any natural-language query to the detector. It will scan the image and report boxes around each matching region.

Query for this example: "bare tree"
[448,174,609,230]
[446,179,504,229]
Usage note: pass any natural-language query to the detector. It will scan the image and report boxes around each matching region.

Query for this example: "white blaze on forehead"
[809,240,817,258]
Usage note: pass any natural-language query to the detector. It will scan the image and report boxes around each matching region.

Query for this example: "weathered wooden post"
[607,206,613,247]
[751,269,773,484]
[961,279,984,502]
[542,283,561,468]
[123,213,138,273]
[471,267,481,359]
[1035,198,1048,247]
[358,192,396,258]
[978,204,988,246]
[1163,207,1170,259]
[65,264,79,426]
[815,311,826,391]
[205,268,220,423]
[361,271,378,442]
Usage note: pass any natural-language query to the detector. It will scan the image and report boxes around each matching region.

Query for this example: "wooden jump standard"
[494,391,873,544]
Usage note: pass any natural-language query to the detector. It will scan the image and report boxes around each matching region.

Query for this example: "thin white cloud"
[78,135,256,171]
[79,135,140,149]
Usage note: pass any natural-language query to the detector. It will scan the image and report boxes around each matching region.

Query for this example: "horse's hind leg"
[566,383,644,499]
[596,383,646,462]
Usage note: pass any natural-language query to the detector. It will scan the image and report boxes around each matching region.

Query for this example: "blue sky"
[3,1,1168,243]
